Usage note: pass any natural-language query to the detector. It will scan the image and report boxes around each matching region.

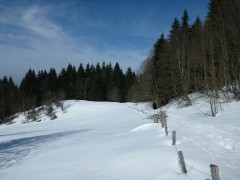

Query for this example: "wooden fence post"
[210,164,220,180]
[159,111,166,128]
[178,151,187,173]
[172,131,176,145]
[164,119,168,136]
[160,119,164,127]
[153,114,158,123]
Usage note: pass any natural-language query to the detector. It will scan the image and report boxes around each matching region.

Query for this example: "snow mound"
[130,123,159,132]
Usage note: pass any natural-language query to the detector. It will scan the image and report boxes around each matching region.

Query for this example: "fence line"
[186,164,212,176]
[184,174,194,180]
[124,103,151,116]
[171,129,218,179]
[152,113,220,180]
[126,104,221,179]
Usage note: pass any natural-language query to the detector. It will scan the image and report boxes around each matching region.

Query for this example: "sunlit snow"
[0,95,239,179]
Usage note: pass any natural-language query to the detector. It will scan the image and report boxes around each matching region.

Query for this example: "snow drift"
[0,96,239,179]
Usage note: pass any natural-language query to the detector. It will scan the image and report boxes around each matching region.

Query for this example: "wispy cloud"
[0,3,147,84]
[21,6,63,39]
[1,0,209,84]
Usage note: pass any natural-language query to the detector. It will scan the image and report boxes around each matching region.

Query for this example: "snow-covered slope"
[0,98,239,179]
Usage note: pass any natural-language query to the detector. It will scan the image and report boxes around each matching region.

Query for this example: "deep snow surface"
[0,97,239,179]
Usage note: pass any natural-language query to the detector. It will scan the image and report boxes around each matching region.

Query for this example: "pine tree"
[124,67,136,101]
[108,63,125,102]
[84,63,92,100]
[180,9,192,104]
[65,64,77,99]
[152,33,173,106]
[47,68,58,102]
[75,63,85,99]
[37,70,48,104]
[189,16,205,92]
[101,62,108,101]
[169,17,182,96]
[152,33,164,106]
[19,69,38,111]
[57,68,67,95]
[89,63,104,100]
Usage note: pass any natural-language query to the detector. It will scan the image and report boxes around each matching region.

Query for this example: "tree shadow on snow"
[0,129,90,170]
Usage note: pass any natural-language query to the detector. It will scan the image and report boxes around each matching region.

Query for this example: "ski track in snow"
[170,117,240,175]
[0,129,89,170]
[174,121,240,175]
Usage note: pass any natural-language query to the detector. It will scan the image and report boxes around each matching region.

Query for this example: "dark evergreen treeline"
[131,0,240,112]
[0,62,135,124]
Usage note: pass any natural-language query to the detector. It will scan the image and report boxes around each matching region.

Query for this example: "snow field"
[126,93,240,179]
[0,97,239,179]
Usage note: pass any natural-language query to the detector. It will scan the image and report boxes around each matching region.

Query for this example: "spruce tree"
[19,69,38,111]
[108,63,125,102]
[124,67,136,101]
[75,63,85,99]
[152,33,173,106]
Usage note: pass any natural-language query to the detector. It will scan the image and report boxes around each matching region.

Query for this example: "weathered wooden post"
[160,119,164,127]
[153,117,156,123]
[172,131,176,145]
[159,111,165,127]
[164,119,168,136]
[210,164,220,180]
[178,151,187,173]
[153,114,158,123]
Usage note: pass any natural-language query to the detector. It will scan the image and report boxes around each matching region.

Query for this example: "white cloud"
[0,5,147,84]
[21,6,64,39]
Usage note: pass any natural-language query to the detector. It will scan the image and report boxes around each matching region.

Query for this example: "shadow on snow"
[0,129,90,170]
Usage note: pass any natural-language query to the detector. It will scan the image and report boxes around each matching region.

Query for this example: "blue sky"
[0,0,210,84]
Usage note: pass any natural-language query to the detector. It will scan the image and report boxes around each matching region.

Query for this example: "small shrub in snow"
[177,96,192,108]
[233,91,240,101]
[2,114,18,125]
[152,102,157,110]
[37,106,45,112]
[46,105,54,116]
[45,104,57,120]
[50,114,57,120]
[57,100,67,113]
[25,108,39,123]
[54,101,62,108]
